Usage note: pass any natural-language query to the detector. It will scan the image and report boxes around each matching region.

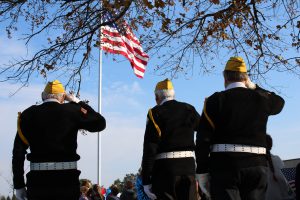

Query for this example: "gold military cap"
[155,78,174,91]
[43,80,65,94]
[225,56,247,72]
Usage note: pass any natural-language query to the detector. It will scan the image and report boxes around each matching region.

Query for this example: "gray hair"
[41,91,65,102]
[223,70,248,82]
[155,89,175,100]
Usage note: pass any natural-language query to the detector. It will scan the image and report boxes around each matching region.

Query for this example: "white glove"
[245,77,256,90]
[196,173,211,199]
[143,184,157,200]
[15,187,27,200]
[65,92,80,103]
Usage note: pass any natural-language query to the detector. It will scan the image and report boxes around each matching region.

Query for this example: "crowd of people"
[11,56,300,200]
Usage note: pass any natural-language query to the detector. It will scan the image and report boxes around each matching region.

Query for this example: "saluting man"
[195,57,285,200]
[12,80,106,200]
[141,79,201,200]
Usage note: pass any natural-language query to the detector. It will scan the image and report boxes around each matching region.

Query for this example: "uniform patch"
[80,107,87,114]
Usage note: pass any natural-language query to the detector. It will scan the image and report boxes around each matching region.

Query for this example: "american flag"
[100,16,149,78]
[281,167,296,192]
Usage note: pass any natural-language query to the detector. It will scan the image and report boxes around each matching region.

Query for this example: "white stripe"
[102,32,146,54]
[101,25,140,44]
[102,40,148,63]
[101,29,148,60]
[101,43,147,70]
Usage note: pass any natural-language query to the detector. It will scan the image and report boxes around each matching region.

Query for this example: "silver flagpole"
[97,17,103,186]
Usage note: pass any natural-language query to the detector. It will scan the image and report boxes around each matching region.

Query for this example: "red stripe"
[102,46,146,74]
[101,38,148,65]
[102,28,141,47]
[100,22,148,78]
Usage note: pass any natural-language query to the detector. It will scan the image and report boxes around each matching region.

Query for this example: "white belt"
[211,144,266,154]
[30,161,77,171]
[155,151,195,160]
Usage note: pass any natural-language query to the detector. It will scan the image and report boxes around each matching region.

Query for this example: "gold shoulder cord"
[148,109,161,137]
[17,112,29,146]
[203,99,216,130]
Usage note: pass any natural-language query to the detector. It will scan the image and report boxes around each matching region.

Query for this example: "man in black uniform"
[12,80,106,200]
[195,57,285,200]
[141,79,201,200]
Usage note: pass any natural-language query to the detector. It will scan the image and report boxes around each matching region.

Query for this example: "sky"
[1,16,300,198]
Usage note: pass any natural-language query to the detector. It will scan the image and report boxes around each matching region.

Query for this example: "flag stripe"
[101,38,148,65]
[101,43,146,72]
[101,46,146,74]
[100,21,149,78]
[102,27,142,47]
[101,30,146,57]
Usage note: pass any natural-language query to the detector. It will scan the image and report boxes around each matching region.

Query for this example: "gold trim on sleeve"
[203,99,215,130]
[148,109,161,137]
[17,112,29,146]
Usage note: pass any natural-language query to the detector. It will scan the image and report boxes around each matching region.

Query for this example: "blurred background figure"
[88,184,104,200]
[120,180,137,200]
[80,186,90,200]
[106,185,120,200]
[136,168,151,200]
[265,134,296,200]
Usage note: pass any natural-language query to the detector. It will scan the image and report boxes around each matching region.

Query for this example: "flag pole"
[97,25,103,186]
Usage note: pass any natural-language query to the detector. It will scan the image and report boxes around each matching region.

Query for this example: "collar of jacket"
[225,82,246,91]
[160,98,174,105]
[43,98,61,104]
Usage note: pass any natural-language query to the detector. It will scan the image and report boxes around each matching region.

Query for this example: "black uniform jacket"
[12,100,106,189]
[196,85,285,174]
[142,100,200,185]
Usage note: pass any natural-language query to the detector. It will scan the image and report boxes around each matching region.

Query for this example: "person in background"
[196,57,285,200]
[141,78,201,200]
[12,80,106,200]
[265,134,296,200]
[80,186,90,200]
[89,184,104,200]
[120,180,137,200]
[106,185,120,200]
[135,168,150,200]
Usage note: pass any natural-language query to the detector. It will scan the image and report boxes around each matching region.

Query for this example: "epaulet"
[147,109,161,137]
[17,112,29,146]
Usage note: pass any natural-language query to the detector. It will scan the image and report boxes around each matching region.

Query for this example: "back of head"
[154,78,175,101]
[80,186,89,195]
[110,185,119,196]
[125,180,134,190]
[42,80,65,102]
[223,57,248,82]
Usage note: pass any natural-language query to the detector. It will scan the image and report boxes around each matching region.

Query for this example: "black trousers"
[151,158,197,200]
[210,166,268,200]
[26,169,81,200]
[152,174,197,200]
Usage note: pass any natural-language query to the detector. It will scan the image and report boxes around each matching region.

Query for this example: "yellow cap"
[43,80,65,94]
[225,57,247,72]
[155,78,174,91]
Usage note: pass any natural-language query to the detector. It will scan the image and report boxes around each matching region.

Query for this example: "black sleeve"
[12,133,28,189]
[141,112,160,185]
[77,102,106,132]
[255,85,285,115]
[195,96,218,174]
